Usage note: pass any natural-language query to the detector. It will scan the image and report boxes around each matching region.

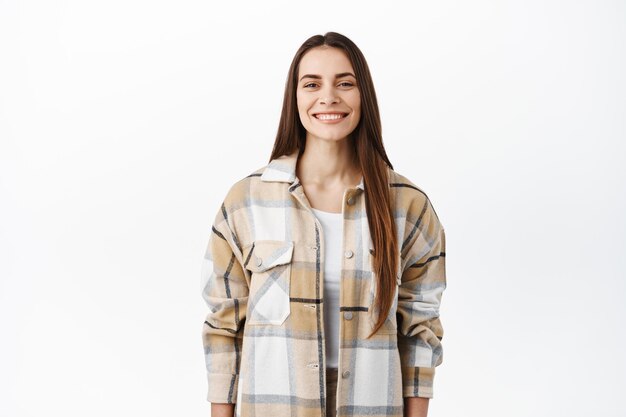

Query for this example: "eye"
[303,81,355,88]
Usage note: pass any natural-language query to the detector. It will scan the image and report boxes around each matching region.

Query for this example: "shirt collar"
[261,150,365,191]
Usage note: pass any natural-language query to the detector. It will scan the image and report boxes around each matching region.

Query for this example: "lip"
[312,112,349,124]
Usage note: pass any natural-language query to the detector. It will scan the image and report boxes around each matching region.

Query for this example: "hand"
[404,396,429,417]
[211,402,235,417]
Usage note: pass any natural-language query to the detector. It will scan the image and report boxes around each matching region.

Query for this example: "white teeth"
[315,113,346,120]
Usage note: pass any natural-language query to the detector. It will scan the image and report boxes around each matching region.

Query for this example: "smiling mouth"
[313,113,349,120]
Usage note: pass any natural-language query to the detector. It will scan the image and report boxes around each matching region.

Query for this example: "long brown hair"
[269,32,398,339]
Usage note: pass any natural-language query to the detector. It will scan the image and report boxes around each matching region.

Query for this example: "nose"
[319,84,340,105]
[320,96,340,105]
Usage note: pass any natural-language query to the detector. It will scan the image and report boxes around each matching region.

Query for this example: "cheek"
[347,92,361,112]
[296,93,310,116]
[295,96,302,113]
[351,103,362,124]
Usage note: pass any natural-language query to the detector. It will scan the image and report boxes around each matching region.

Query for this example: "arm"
[397,197,447,407]
[201,202,249,407]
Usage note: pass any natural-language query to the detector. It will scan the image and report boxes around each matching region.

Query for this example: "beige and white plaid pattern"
[201,150,446,417]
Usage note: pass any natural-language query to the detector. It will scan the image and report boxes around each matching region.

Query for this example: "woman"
[201,32,446,417]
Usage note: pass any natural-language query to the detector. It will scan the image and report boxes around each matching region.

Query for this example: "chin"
[319,135,351,142]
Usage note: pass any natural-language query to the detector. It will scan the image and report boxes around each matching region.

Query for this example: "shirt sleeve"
[200,203,249,404]
[396,197,447,399]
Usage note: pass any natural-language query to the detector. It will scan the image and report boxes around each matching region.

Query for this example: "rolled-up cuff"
[206,372,239,404]
[401,366,435,398]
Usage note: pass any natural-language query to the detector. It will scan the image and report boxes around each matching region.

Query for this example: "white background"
[1,1,625,416]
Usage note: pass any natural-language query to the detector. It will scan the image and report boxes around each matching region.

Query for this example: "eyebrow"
[299,72,356,82]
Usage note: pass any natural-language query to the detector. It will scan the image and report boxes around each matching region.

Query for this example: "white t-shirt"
[311,207,343,369]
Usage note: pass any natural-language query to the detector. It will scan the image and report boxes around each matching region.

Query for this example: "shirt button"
[347,196,355,205]
[344,250,353,259]
[343,311,353,320]
[255,257,263,267]
[342,370,351,378]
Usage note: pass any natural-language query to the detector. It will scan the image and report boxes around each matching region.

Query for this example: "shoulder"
[387,167,443,227]
[387,168,430,201]
[219,165,267,209]
[209,165,267,244]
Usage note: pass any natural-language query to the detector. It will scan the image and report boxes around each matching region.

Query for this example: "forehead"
[298,47,354,78]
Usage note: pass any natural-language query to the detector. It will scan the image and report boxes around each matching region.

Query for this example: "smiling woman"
[201,31,446,417]
[296,48,361,141]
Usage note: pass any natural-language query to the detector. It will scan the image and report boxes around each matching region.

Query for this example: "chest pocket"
[243,240,294,326]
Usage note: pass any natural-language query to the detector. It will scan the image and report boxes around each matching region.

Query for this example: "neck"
[296,136,361,188]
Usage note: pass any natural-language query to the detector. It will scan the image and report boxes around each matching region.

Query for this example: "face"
[296,46,361,142]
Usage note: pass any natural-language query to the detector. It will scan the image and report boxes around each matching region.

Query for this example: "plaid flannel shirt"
[201,150,446,417]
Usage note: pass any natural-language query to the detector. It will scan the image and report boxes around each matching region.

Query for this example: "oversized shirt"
[200,150,447,417]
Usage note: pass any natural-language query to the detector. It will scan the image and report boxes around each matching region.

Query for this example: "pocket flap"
[244,240,294,273]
